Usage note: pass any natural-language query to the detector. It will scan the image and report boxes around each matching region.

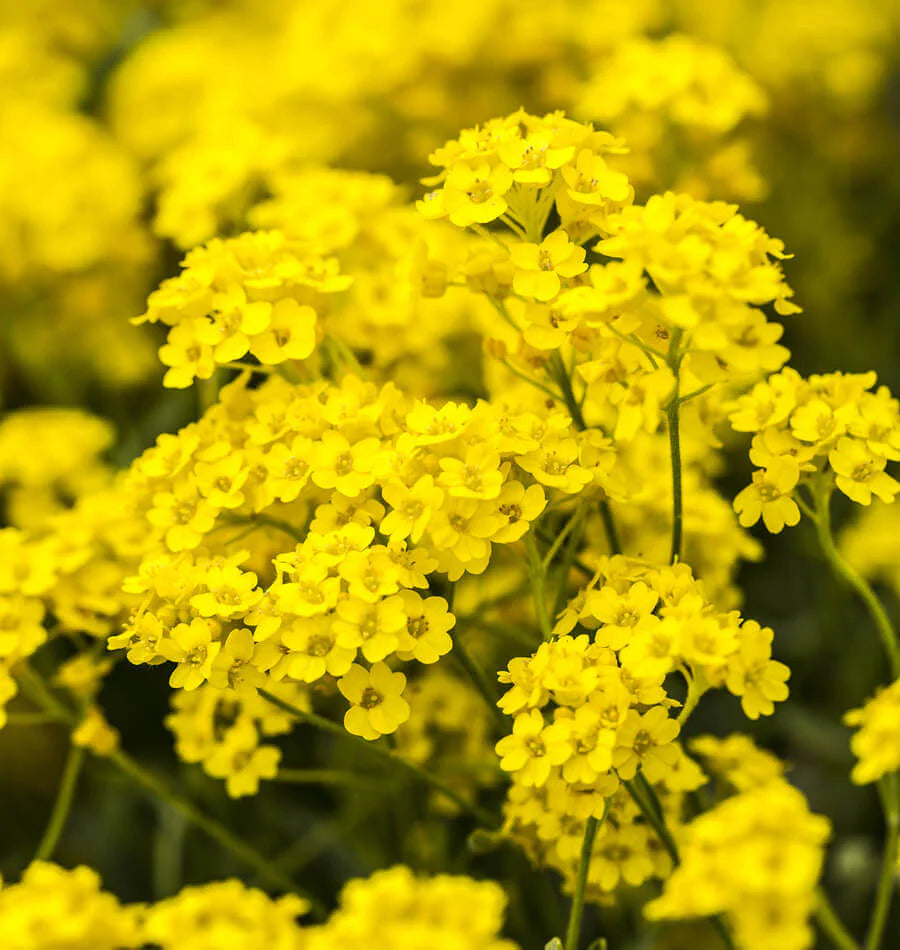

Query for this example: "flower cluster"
[0,408,113,528]
[418,110,798,464]
[135,230,352,388]
[0,470,144,730]
[110,368,635,774]
[0,862,140,950]
[844,678,900,784]
[418,109,631,236]
[4,6,900,948]
[841,501,900,598]
[689,732,786,791]
[248,167,481,386]
[0,102,145,285]
[575,34,767,200]
[731,369,900,532]
[646,780,830,950]
[305,865,519,949]
[0,862,518,950]
[142,879,310,950]
[165,681,309,797]
[495,556,788,895]
[394,666,499,811]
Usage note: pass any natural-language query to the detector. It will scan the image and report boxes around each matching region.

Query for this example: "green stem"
[219,512,305,544]
[598,500,621,557]
[624,776,736,950]
[449,630,507,729]
[565,820,598,950]
[500,213,528,239]
[634,771,665,825]
[5,711,60,726]
[272,768,386,788]
[665,331,684,565]
[565,803,610,950]
[325,335,367,378]
[34,743,84,861]
[552,505,589,619]
[865,773,900,950]
[525,532,554,640]
[220,361,276,375]
[109,748,321,910]
[543,503,586,571]
[536,526,594,577]
[547,350,622,559]
[17,666,319,909]
[676,669,707,726]
[816,887,861,950]
[811,489,900,678]
[623,779,678,864]
[551,351,588,431]
[443,578,496,708]
[460,617,538,650]
[257,689,500,828]
[501,358,563,401]
[678,382,715,405]
[666,396,682,564]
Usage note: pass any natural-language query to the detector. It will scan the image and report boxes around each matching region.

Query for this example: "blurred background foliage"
[1,0,899,945]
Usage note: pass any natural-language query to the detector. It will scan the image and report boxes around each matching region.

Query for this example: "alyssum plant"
[1,110,898,950]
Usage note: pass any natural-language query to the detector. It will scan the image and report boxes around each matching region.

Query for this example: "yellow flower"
[159,618,221,691]
[208,628,265,694]
[690,733,785,791]
[582,581,659,651]
[441,162,514,227]
[561,148,632,205]
[310,431,384,496]
[495,708,573,787]
[488,482,546,543]
[380,474,444,543]
[189,565,262,619]
[261,435,314,503]
[147,480,218,551]
[733,459,800,533]
[646,780,829,949]
[193,453,248,509]
[194,285,272,362]
[497,130,574,185]
[249,298,318,364]
[204,719,281,798]
[844,678,900,784]
[394,591,455,664]
[438,444,504,500]
[509,230,588,302]
[277,562,341,617]
[516,436,593,494]
[338,662,410,740]
[72,705,120,756]
[281,617,355,682]
[142,879,307,947]
[829,436,899,505]
[0,862,140,949]
[333,595,407,663]
[612,706,680,781]
[158,321,217,390]
[725,620,790,719]
[0,595,46,660]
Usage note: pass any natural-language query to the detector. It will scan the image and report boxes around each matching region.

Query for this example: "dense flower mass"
[0,863,518,950]
[494,556,788,897]
[730,368,900,532]
[844,679,900,785]
[4,4,900,949]
[646,780,831,950]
